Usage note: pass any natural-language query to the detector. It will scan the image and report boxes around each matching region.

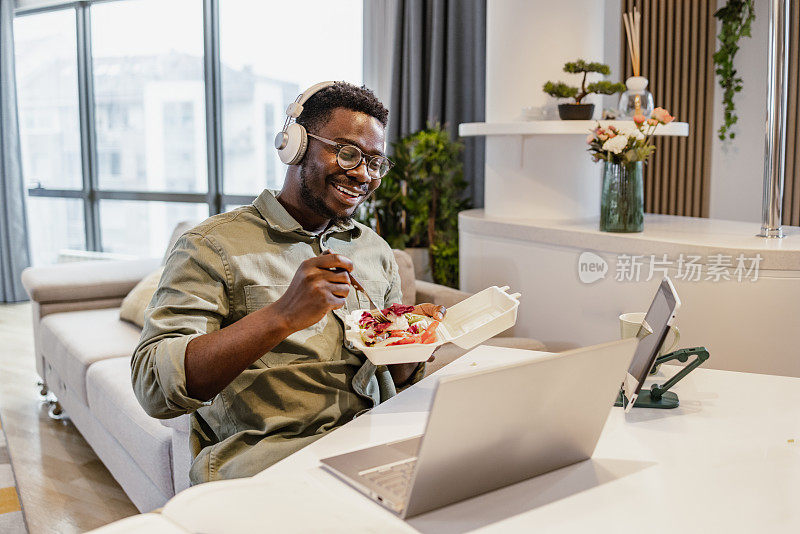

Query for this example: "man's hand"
[272,253,354,332]
[412,302,447,322]
[184,253,354,401]
[388,302,447,385]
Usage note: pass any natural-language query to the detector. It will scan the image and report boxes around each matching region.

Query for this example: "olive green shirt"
[131,189,423,485]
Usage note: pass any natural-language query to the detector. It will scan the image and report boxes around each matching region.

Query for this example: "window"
[14,0,364,266]
[91,0,207,193]
[26,198,86,266]
[14,10,81,190]
[100,200,208,258]
[219,0,363,196]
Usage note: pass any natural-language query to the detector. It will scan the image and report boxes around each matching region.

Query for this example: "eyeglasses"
[307,133,393,179]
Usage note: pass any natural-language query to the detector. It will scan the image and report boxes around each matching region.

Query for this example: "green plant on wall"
[358,124,471,288]
[713,0,755,141]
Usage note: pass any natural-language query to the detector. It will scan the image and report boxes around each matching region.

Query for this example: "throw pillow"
[119,267,165,328]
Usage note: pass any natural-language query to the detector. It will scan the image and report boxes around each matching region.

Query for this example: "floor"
[0,302,138,533]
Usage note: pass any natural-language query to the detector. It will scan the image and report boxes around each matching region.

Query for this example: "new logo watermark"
[577,251,762,283]
[577,252,608,284]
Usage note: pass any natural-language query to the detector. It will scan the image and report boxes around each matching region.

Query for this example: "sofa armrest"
[414,280,472,308]
[21,257,162,304]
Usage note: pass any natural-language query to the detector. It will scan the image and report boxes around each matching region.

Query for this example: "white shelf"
[458,120,689,137]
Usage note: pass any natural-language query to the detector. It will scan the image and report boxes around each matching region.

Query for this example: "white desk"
[94,346,800,533]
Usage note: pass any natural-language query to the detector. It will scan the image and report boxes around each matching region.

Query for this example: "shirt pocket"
[244,284,289,313]
[243,284,328,367]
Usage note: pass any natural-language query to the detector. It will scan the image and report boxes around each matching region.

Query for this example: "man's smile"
[329,180,368,204]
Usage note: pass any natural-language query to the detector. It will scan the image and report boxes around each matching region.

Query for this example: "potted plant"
[543,59,626,120]
[585,108,675,232]
[358,124,471,288]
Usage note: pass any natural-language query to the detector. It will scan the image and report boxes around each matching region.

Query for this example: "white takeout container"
[344,286,521,365]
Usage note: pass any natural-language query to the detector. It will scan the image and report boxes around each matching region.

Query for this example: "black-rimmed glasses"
[307,133,393,179]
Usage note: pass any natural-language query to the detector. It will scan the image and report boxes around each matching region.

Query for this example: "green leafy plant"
[543,59,625,104]
[358,124,471,288]
[713,0,755,141]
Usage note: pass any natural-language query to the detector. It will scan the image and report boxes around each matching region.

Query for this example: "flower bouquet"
[585,108,675,232]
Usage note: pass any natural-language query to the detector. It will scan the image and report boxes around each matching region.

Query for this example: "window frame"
[16,0,257,255]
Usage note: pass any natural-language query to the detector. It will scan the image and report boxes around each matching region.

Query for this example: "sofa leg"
[48,400,66,420]
[37,379,49,398]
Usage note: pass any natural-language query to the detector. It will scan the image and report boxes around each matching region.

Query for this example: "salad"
[358,304,439,347]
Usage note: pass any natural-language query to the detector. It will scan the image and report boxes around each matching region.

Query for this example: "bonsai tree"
[357,123,471,288]
[543,59,625,104]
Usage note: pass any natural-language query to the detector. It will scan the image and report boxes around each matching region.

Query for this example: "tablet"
[620,276,681,412]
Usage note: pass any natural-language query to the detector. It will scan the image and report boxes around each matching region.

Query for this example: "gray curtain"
[388,0,486,207]
[0,0,31,302]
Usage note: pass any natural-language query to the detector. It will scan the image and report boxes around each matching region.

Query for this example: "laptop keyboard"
[359,457,418,499]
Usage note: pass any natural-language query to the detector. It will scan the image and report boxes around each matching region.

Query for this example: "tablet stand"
[614,347,710,409]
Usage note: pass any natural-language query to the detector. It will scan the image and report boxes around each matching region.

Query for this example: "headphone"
[274,81,336,165]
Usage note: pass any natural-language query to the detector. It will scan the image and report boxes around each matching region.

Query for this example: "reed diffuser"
[619,6,654,119]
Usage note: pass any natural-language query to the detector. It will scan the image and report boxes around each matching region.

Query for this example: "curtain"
[388,0,486,207]
[363,0,398,107]
[0,0,31,302]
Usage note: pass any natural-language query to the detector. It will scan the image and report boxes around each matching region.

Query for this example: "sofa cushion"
[391,249,416,306]
[163,221,198,265]
[86,357,175,497]
[40,308,142,405]
[120,267,165,328]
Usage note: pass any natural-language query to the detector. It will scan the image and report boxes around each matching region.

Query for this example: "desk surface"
[99,346,800,533]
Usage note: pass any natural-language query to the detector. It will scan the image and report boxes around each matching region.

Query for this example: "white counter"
[460,210,800,271]
[459,210,800,377]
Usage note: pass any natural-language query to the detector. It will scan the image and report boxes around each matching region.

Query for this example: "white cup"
[619,312,680,357]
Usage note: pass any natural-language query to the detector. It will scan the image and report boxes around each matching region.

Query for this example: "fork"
[346,271,390,323]
[324,249,389,322]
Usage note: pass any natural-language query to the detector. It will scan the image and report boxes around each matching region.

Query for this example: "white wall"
[708,0,770,223]
[603,0,623,110]
[486,0,607,121]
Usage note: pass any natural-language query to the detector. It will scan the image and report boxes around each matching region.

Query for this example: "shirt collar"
[252,189,361,238]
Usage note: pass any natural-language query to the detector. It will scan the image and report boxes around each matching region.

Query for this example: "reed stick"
[623,14,636,77]
[633,9,641,75]
[623,9,641,77]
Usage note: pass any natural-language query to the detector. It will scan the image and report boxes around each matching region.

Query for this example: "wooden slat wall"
[621,0,716,217]
[783,3,800,226]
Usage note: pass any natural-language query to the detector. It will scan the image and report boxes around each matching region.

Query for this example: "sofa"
[20,223,546,512]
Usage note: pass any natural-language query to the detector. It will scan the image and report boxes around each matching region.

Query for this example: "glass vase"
[618,76,654,119]
[600,161,644,233]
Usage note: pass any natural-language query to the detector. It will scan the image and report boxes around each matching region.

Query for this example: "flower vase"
[600,161,644,233]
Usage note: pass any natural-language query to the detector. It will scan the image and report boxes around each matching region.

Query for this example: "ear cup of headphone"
[277,122,308,165]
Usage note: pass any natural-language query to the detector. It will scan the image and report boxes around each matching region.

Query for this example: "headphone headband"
[275,81,337,165]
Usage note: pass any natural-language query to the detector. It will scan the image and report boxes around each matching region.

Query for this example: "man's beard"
[299,164,353,228]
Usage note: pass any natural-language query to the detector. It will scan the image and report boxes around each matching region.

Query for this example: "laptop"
[320,338,637,518]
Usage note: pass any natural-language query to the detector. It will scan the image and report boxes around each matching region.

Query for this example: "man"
[131,82,444,485]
